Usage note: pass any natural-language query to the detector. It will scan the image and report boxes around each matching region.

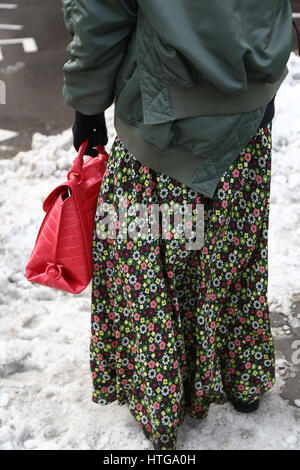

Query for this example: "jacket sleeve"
[61,0,138,115]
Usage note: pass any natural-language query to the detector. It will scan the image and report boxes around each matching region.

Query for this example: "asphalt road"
[0,0,73,158]
[0,0,299,159]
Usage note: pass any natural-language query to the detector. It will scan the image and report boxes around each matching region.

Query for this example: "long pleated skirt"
[90,122,275,450]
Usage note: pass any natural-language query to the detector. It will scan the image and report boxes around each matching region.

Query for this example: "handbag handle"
[67,139,108,182]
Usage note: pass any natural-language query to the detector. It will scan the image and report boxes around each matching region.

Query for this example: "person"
[61,0,293,450]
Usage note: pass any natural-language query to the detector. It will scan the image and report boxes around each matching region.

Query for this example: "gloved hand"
[72,110,108,157]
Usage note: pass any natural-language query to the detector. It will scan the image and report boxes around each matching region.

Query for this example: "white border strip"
[0,129,18,142]
[0,24,23,30]
[0,3,18,8]
[0,38,38,61]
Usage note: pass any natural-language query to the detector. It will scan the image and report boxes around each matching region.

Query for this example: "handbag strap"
[68,140,108,181]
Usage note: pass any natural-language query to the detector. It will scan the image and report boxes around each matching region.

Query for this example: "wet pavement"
[272,294,300,407]
[0,0,73,159]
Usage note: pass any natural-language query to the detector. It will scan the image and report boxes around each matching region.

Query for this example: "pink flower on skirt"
[233,237,240,246]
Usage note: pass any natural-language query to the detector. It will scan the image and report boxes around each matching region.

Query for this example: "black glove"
[72,110,108,157]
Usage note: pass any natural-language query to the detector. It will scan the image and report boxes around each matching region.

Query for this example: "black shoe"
[231,399,260,413]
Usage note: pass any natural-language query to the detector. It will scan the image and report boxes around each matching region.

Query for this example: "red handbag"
[25,140,109,294]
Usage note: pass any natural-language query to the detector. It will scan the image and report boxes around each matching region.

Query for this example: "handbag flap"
[42,183,72,213]
[43,154,107,212]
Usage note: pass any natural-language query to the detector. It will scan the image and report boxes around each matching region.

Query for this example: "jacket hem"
[114,113,213,195]
[168,67,288,120]
[114,106,268,200]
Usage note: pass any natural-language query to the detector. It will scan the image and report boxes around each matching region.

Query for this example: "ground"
[0,1,299,451]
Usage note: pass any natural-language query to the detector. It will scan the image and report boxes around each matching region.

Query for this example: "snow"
[0,53,300,450]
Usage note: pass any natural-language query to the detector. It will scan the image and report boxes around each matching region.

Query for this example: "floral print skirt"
[90,122,275,450]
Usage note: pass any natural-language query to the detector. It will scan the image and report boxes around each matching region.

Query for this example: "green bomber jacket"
[61,0,293,198]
